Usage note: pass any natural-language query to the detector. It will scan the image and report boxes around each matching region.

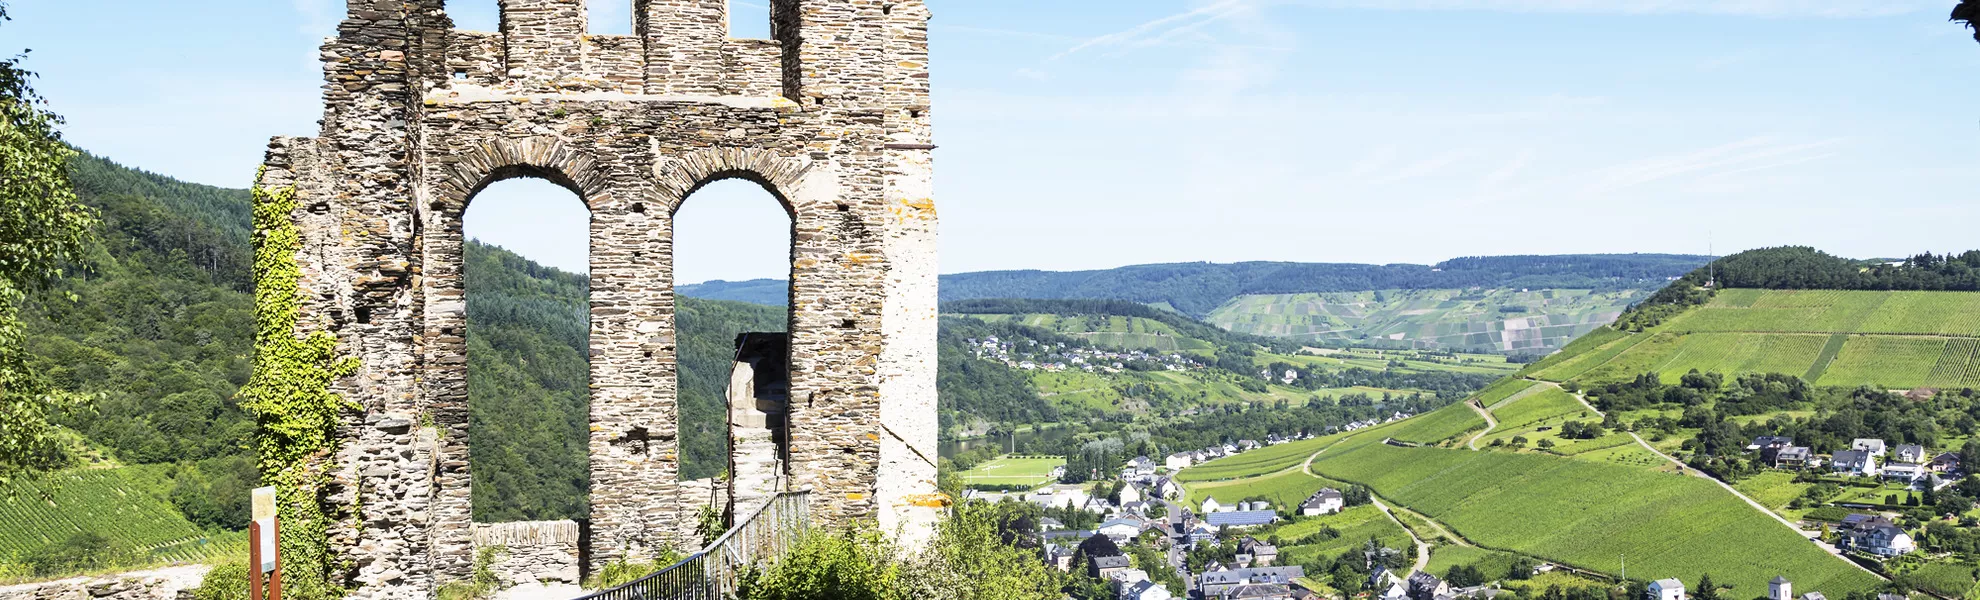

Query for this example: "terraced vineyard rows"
[0,466,233,565]
[1528,290,1980,388]
[1307,440,1879,595]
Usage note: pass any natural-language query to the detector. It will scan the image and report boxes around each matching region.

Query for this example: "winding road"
[1530,379,1879,577]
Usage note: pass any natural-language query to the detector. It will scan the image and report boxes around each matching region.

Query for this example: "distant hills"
[681,255,1710,354]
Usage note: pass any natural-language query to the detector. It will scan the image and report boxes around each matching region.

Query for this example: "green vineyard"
[1528,290,1980,388]
[0,466,241,566]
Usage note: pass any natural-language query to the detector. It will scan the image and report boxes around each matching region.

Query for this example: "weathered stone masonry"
[256,1,939,597]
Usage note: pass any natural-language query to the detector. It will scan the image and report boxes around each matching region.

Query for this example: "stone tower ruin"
[253,1,940,597]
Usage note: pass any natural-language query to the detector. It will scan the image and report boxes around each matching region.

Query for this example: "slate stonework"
[257,2,941,598]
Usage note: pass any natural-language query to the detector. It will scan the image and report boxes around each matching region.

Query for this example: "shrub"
[584,550,684,590]
[190,562,250,600]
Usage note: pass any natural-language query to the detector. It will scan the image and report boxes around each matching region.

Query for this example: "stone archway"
[254,1,940,597]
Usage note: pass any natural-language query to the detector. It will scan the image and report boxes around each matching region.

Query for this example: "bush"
[584,550,684,590]
[735,501,1064,600]
[190,562,250,600]
[24,531,131,576]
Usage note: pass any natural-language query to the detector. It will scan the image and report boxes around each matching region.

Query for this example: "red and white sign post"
[250,487,282,600]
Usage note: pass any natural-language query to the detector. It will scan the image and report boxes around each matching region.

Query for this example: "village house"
[1301,488,1346,516]
[1853,439,1888,457]
[1895,444,1928,464]
[1199,567,1305,600]
[1090,555,1132,579]
[1882,461,1928,484]
[1773,446,1812,469]
[1749,436,1794,452]
[1769,576,1792,600]
[1203,497,1228,514]
[1837,514,1916,557]
[1832,450,1881,477]
[1933,452,1963,473]
[1406,572,1450,600]
[1649,578,1687,600]
[1370,568,1409,600]
[1205,509,1279,530]
[1119,580,1173,600]
[1124,456,1157,481]
[1238,537,1279,567]
[1152,477,1184,501]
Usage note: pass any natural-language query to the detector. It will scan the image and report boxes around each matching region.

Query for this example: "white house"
[1649,579,1687,600]
[1119,483,1144,505]
[1301,488,1345,516]
[1839,515,1916,557]
[1832,450,1881,477]
[1769,576,1792,600]
[1853,439,1888,457]
[1119,580,1173,600]
[1202,496,1227,514]
[1894,444,1927,464]
[1166,453,1194,472]
[1098,517,1148,541]
[1151,477,1184,501]
[1883,462,1928,484]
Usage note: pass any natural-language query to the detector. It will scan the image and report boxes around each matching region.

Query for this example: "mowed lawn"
[955,456,1064,487]
[1307,442,1879,595]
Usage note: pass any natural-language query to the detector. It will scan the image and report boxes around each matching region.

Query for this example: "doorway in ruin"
[672,177,795,525]
[463,176,592,524]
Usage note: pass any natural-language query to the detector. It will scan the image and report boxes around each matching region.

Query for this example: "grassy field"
[1272,505,1414,566]
[1731,471,1814,521]
[1305,423,1879,595]
[1208,288,1649,353]
[0,465,242,567]
[1426,546,1525,581]
[1489,387,1588,430]
[1177,435,1338,482]
[1182,467,1334,509]
[954,456,1064,488]
[1526,290,1980,388]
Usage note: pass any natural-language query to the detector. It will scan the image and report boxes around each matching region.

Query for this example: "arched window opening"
[672,179,792,513]
[463,177,592,524]
[730,0,771,39]
[589,0,633,35]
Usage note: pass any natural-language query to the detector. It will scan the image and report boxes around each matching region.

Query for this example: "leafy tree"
[1958,1,1978,43]
[1693,574,1719,600]
[0,0,99,481]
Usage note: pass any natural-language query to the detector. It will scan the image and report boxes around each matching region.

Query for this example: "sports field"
[954,456,1064,488]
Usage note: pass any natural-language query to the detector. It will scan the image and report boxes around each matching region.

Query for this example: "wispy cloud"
[1280,0,1940,18]
[1585,136,1847,193]
[1047,0,1259,62]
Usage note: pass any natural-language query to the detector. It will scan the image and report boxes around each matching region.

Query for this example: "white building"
[1202,496,1226,514]
[1650,579,1687,600]
[1301,488,1345,516]
[1853,439,1888,457]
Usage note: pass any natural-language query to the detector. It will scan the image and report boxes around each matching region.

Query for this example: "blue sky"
[6,0,1978,279]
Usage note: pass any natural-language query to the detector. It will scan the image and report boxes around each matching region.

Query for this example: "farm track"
[1527,379,1884,580]
[1465,400,1497,450]
[1295,436,1430,573]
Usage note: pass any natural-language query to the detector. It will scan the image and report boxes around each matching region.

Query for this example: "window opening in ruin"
[730,0,771,39]
[449,2,500,33]
[589,1,633,35]
[672,178,792,492]
[463,177,592,523]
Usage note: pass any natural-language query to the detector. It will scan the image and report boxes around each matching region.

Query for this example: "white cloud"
[1048,0,1257,62]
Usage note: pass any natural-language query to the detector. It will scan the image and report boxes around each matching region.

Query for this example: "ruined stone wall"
[0,565,209,600]
[262,1,941,598]
[472,521,582,587]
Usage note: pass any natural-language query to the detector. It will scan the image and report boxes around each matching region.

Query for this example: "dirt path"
[1372,497,1431,574]
[1465,400,1498,450]
[1528,379,1883,578]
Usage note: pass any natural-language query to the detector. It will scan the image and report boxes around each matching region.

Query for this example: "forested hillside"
[676,255,1708,317]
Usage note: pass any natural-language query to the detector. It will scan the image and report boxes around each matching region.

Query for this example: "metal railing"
[576,491,812,600]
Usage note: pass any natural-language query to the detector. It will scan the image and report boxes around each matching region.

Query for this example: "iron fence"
[575,491,812,600]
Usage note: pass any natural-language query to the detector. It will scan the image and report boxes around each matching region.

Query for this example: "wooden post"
[250,519,264,600]
[252,486,280,600]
